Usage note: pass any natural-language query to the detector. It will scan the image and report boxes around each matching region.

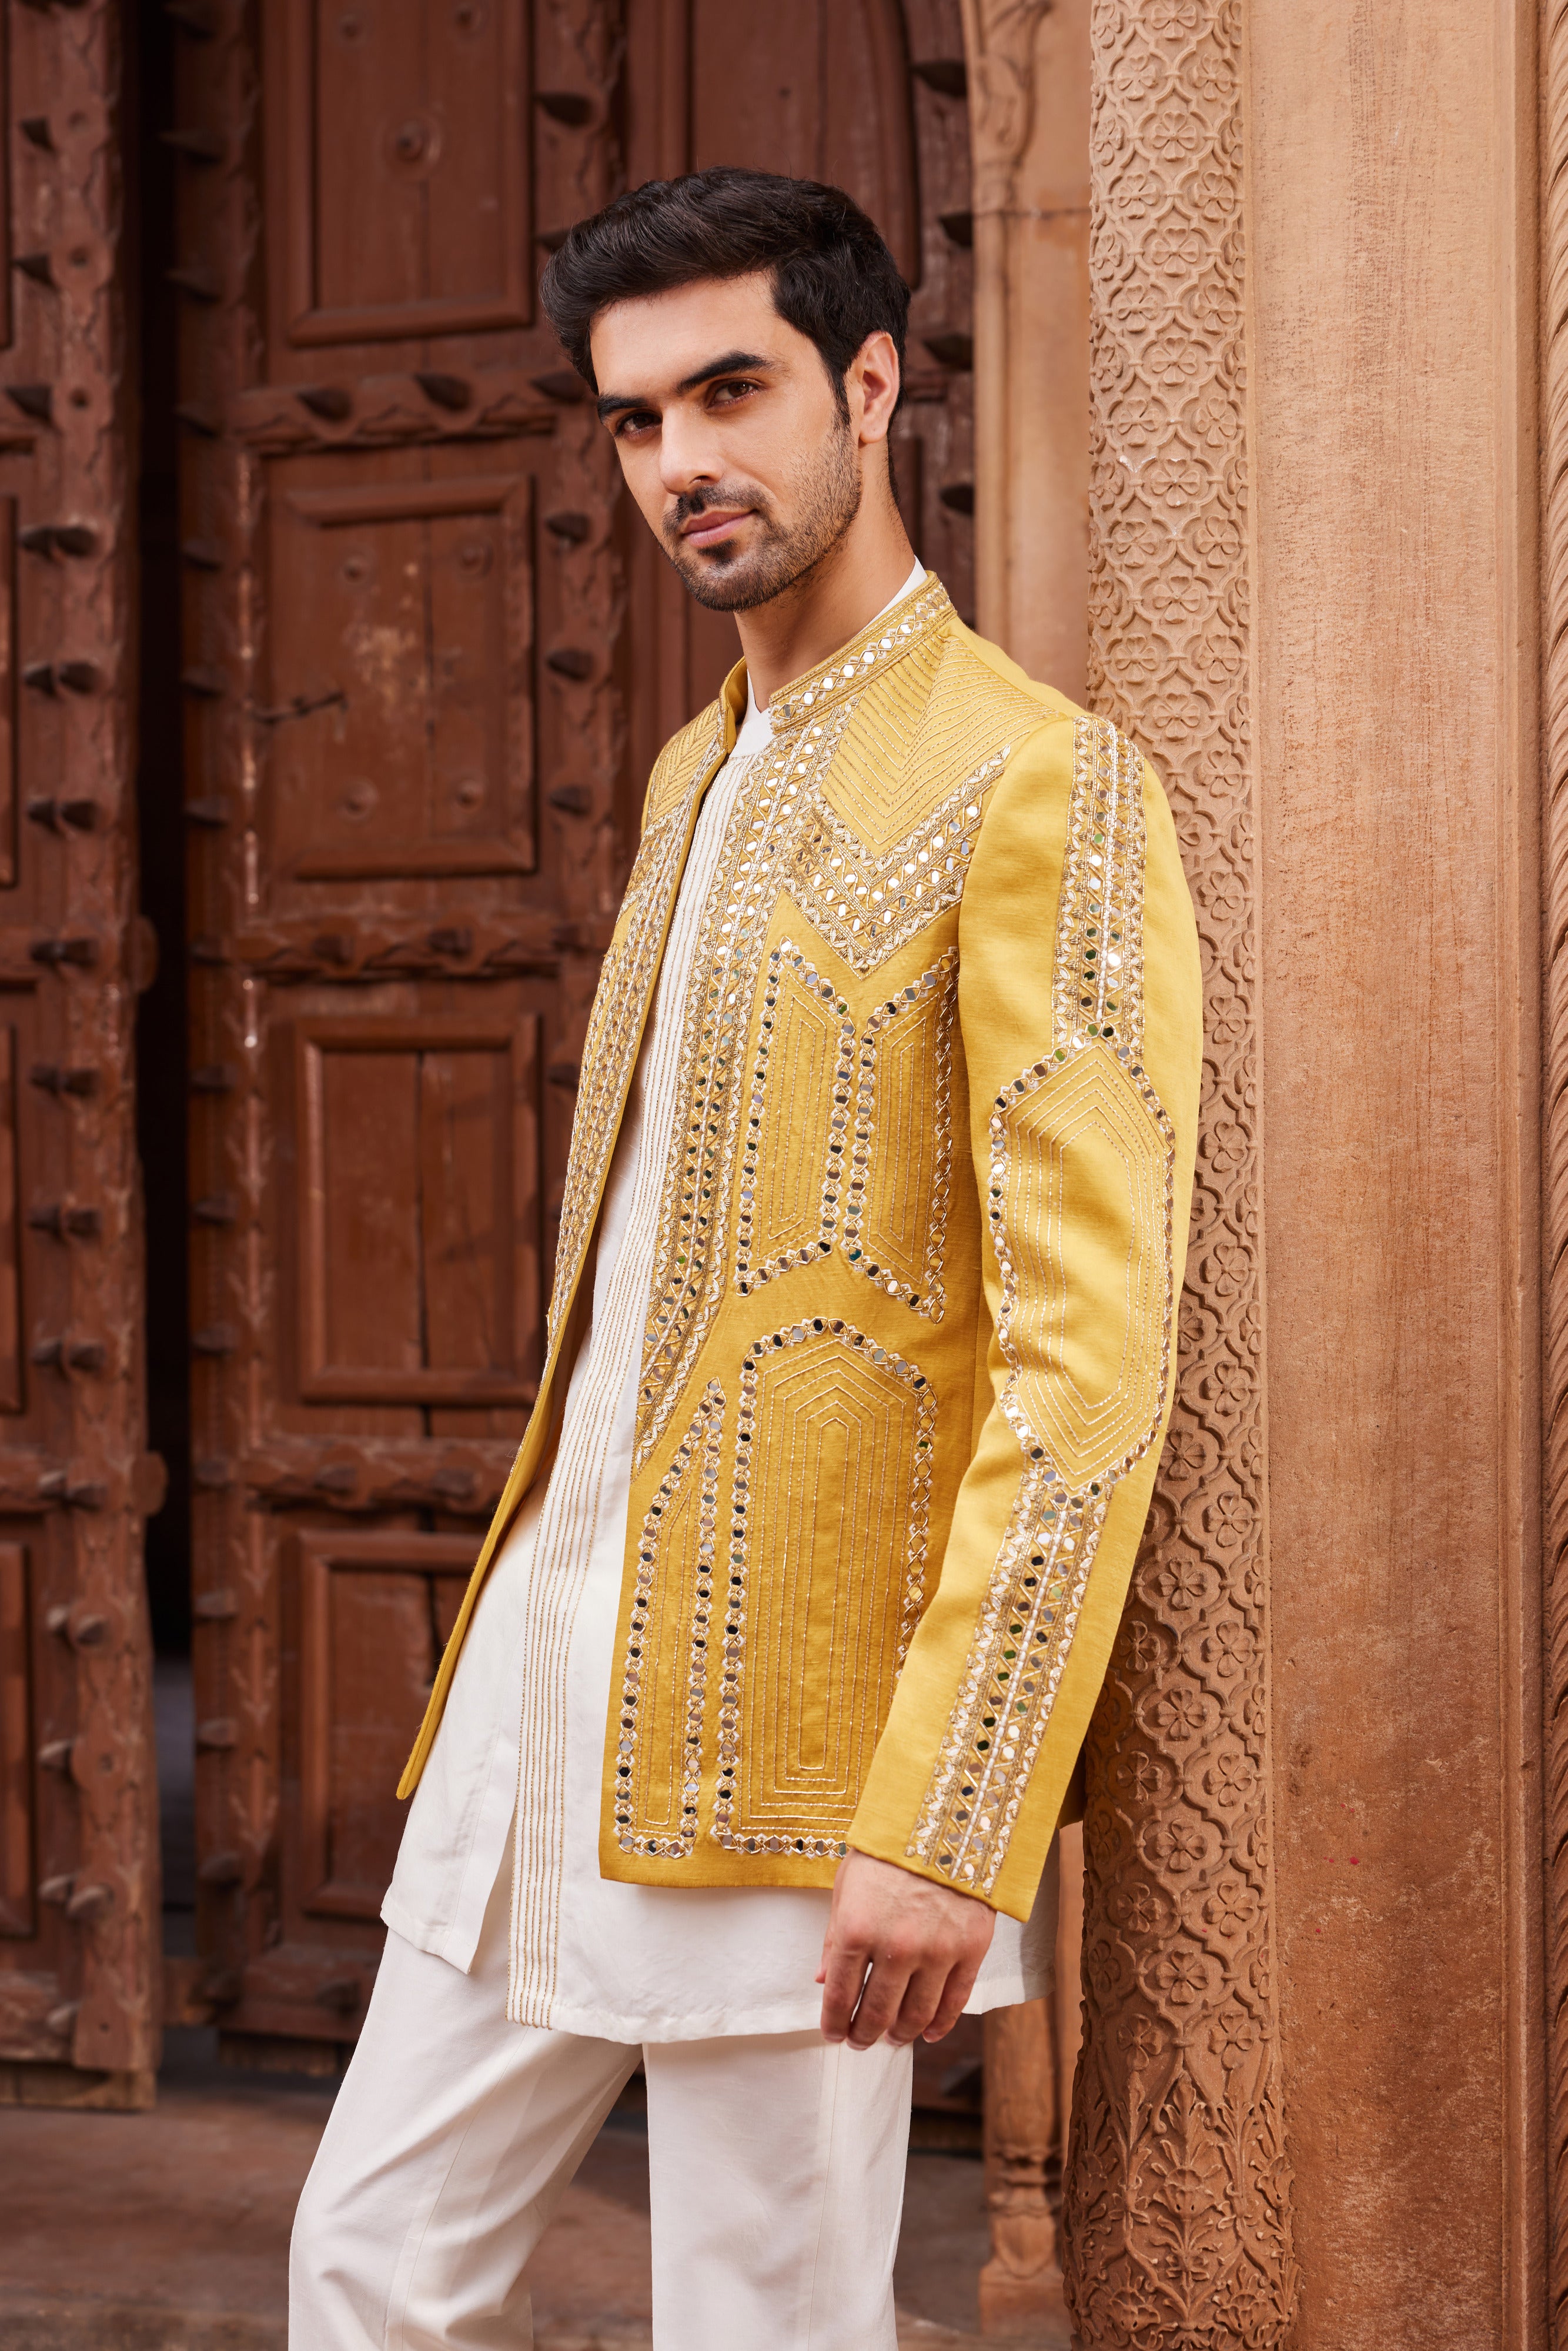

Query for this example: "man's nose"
[658,404,724,497]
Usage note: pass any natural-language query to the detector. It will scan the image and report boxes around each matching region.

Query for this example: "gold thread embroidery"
[548,728,718,1353]
[910,717,1176,1894]
[734,943,958,1320]
[787,759,1007,976]
[714,1317,936,1858]
[734,944,854,1293]
[842,949,957,1318]
[631,583,1044,1455]
[765,575,954,730]
[614,1381,724,1860]
[634,707,852,1470]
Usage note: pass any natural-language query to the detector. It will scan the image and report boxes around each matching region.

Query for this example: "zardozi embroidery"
[634,585,991,1464]
[713,1317,937,1859]
[735,943,958,1319]
[549,722,720,1355]
[614,1382,724,1860]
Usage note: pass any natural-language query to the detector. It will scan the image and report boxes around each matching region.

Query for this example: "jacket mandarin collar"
[718,572,954,752]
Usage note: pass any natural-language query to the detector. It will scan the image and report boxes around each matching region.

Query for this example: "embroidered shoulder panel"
[785,640,1047,976]
[547,719,720,1352]
[908,716,1178,1895]
[645,700,723,829]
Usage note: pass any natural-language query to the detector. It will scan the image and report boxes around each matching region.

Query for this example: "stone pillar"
[1543,3,1568,2336]
[1060,1,1298,2341]
[962,0,1091,696]
[962,4,1092,2328]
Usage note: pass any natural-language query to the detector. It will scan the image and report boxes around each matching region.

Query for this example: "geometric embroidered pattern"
[627,582,1054,1465]
[734,945,855,1293]
[634,706,854,1472]
[613,1381,724,1861]
[549,715,720,1353]
[734,944,958,1318]
[785,757,1008,976]
[842,949,957,1318]
[910,716,1177,1893]
[713,1317,937,1860]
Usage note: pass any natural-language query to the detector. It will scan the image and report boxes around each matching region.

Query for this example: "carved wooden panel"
[687,0,918,280]
[292,1015,541,1405]
[269,467,537,881]
[0,500,17,894]
[0,1,158,2095]
[1061,0,1297,2341]
[297,1528,471,1918]
[0,11,12,360]
[0,1028,22,1417]
[0,1545,31,1938]
[270,0,533,347]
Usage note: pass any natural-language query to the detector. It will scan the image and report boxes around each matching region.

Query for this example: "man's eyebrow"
[595,351,775,422]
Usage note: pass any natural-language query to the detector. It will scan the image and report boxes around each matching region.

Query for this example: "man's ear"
[851,330,901,448]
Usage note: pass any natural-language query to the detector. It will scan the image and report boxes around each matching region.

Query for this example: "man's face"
[589,271,875,612]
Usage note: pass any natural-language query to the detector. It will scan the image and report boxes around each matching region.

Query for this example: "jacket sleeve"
[847,711,1203,1919]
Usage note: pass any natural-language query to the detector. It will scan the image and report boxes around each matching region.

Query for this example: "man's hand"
[816,1848,995,2049]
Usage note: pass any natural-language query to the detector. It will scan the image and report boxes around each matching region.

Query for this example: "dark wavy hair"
[539,166,910,416]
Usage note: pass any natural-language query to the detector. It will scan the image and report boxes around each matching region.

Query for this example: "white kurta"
[385,566,1058,2038]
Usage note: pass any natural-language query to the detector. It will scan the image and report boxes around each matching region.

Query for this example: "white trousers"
[289,1871,914,2351]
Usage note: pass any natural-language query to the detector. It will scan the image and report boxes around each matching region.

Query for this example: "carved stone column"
[1061,3,1298,2343]
[962,2,1089,2328]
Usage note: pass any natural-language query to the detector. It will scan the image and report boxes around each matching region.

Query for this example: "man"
[291,168,1201,2350]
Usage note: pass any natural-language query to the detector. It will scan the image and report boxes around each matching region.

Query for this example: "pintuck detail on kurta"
[399,570,1203,1927]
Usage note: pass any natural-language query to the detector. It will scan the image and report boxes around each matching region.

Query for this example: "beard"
[661,414,862,613]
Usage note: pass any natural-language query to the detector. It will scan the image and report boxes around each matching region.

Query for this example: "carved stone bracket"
[1062,2,1298,2342]
[959,0,1053,218]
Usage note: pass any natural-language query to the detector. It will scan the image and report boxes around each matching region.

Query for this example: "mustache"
[663,483,771,539]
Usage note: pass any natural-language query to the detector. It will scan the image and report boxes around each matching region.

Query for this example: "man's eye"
[711,379,759,406]
[614,411,658,437]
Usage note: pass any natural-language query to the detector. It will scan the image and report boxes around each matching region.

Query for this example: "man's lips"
[680,508,751,550]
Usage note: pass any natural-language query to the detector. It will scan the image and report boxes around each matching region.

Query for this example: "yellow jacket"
[401,576,1202,1921]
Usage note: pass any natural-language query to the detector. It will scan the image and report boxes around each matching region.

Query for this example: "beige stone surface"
[1248,0,1539,2345]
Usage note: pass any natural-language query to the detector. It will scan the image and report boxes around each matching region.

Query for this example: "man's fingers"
[885,1962,949,2047]
[846,1949,915,2049]
[818,1938,871,2044]
[918,1955,985,2045]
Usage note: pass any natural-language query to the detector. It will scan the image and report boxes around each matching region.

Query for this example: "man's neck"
[734,505,918,710]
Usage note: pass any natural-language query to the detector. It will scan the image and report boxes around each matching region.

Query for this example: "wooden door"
[173,0,970,2063]
[0,4,162,2104]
